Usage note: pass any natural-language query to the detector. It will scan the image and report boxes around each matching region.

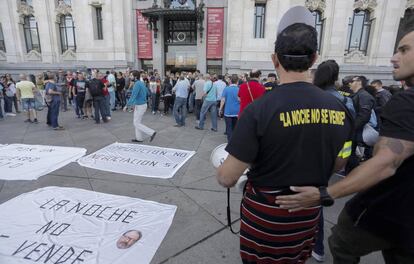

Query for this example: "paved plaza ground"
[0,108,382,263]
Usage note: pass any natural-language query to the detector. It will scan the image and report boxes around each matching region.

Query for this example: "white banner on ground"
[0,186,177,264]
[78,143,195,179]
[0,144,86,180]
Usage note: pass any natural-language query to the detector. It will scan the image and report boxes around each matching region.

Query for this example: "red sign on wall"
[206,8,224,59]
[136,10,153,59]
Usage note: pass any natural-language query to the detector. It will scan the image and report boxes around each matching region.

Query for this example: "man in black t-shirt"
[217,6,353,264]
[276,29,414,263]
[263,73,278,93]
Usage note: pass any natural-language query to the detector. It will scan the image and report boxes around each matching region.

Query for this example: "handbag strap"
[246,82,254,102]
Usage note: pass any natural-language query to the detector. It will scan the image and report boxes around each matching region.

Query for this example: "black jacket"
[351,88,376,131]
[375,89,392,116]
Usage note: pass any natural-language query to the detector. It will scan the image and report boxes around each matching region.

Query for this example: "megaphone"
[210,143,228,168]
[210,143,248,192]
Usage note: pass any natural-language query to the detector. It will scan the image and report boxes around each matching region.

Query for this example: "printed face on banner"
[78,143,195,179]
[116,230,142,249]
[0,144,86,181]
[0,187,177,264]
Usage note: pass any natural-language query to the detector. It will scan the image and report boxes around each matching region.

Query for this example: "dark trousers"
[50,99,60,128]
[163,95,172,114]
[224,116,237,142]
[195,99,202,121]
[329,209,414,264]
[116,90,126,108]
[0,98,3,118]
[4,96,13,113]
[75,95,85,117]
[13,95,19,112]
[60,91,68,111]
[93,96,107,123]
[314,208,325,256]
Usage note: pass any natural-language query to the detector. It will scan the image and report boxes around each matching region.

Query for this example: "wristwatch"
[319,186,334,207]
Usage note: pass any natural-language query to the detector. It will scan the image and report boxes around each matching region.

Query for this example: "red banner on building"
[136,10,153,59]
[206,8,224,59]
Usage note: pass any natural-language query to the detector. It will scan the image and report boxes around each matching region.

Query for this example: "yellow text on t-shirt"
[279,108,346,127]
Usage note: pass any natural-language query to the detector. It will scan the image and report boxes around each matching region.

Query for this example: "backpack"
[89,78,103,97]
[329,89,356,119]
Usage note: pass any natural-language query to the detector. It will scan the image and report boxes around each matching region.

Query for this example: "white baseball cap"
[277,6,315,36]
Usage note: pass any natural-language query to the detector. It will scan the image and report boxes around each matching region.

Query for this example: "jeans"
[199,100,217,130]
[151,93,160,112]
[93,96,107,123]
[224,116,238,141]
[104,94,111,117]
[50,99,60,128]
[188,92,195,112]
[0,98,3,118]
[133,104,155,141]
[173,97,187,126]
[60,91,68,111]
[109,89,116,110]
[314,208,325,256]
[4,96,13,113]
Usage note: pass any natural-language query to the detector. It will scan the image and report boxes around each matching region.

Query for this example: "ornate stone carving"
[344,50,367,64]
[61,49,76,61]
[353,0,377,12]
[305,0,326,13]
[0,51,6,61]
[407,0,414,9]
[17,1,35,24]
[56,0,72,16]
[25,50,42,61]
[17,2,34,17]
[88,0,104,7]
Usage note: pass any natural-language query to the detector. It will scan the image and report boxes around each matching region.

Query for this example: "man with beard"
[276,28,414,263]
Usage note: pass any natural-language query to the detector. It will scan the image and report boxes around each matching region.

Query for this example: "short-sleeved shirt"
[226,82,353,188]
[238,80,265,117]
[193,79,206,100]
[222,85,240,117]
[45,82,60,101]
[203,80,216,102]
[74,80,88,95]
[214,80,227,100]
[16,81,35,99]
[346,87,414,252]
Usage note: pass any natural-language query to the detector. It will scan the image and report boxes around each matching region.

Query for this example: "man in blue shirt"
[219,75,240,141]
[124,70,156,143]
[195,75,218,131]
[172,75,190,127]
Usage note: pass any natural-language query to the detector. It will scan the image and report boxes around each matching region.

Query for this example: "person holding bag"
[237,69,265,117]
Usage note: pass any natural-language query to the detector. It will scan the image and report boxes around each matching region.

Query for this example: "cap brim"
[277,6,315,35]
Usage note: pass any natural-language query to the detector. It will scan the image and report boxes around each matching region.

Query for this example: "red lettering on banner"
[206,8,224,59]
[136,10,153,59]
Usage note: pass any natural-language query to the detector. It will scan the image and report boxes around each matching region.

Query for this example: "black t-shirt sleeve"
[225,104,259,163]
[380,91,414,141]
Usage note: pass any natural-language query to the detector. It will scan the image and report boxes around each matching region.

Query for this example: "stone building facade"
[0,0,413,84]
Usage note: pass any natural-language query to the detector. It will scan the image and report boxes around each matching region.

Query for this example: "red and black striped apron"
[240,182,321,264]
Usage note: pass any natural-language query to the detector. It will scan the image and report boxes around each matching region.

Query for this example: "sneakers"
[53,126,65,131]
[211,128,218,132]
[195,126,203,130]
[131,139,143,143]
[24,119,33,123]
[311,251,325,262]
[33,119,39,124]
[152,111,156,115]
[150,132,157,142]
[174,124,183,127]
